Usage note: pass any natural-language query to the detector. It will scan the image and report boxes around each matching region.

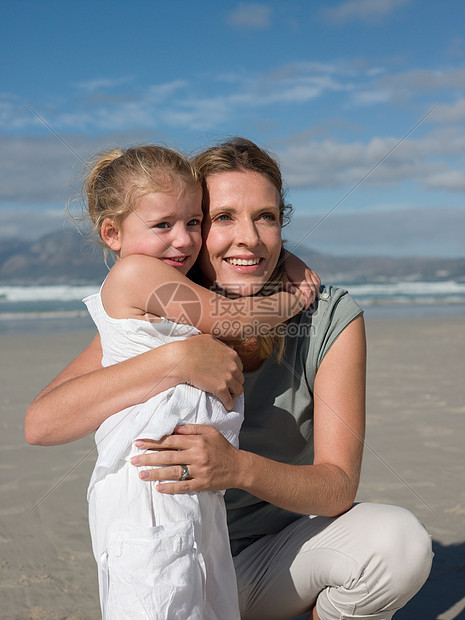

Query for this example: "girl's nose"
[171,225,193,249]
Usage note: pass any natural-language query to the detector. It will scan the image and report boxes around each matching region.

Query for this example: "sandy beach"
[1,316,464,620]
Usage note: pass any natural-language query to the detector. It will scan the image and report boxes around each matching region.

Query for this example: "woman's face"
[198,170,283,296]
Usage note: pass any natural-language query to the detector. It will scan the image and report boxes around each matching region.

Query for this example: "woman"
[26,138,432,619]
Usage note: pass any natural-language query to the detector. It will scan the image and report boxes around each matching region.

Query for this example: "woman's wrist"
[155,340,190,388]
[233,449,256,491]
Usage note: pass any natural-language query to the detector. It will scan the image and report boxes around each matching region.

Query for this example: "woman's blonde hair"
[83,145,199,259]
[192,137,294,362]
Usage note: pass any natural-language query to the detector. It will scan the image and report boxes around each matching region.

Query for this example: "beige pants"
[233,503,433,620]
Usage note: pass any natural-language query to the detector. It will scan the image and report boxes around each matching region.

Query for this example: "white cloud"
[0,96,45,131]
[430,99,465,124]
[351,89,391,106]
[0,135,79,203]
[378,67,465,95]
[3,66,349,134]
[146,81,188,102]
[446,36,465,60]
[227,3,272,29]
[0,207,67,240]
[75,77,133,93]
[0,131,160,204]
[348,66,465,108]
[6,63,464,136]
[324,0,410,25]
[162,96,232,131]
[426,170,465,192]
[279,128,465,193]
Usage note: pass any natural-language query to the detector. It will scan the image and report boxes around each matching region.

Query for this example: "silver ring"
[179,465,190,481]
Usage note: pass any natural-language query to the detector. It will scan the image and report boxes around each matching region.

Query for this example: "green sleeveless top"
[225,285,363,556]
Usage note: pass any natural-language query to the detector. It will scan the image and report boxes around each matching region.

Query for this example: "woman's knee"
[351,503,433,599]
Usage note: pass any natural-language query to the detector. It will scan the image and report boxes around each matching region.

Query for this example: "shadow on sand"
[395,540,465,620]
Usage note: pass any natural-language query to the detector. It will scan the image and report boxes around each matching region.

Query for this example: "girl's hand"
[283,249,321,307]
[130,425,244,493]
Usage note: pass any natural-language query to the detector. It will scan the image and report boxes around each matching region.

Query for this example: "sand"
[1,317,464,620]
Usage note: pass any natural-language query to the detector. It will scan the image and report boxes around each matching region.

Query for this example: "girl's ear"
[101,218,122,252]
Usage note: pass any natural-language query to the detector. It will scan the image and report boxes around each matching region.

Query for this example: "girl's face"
[198,170,283,296]
[109,185,203,276]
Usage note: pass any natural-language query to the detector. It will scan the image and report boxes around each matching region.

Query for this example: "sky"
[1,0,464,257]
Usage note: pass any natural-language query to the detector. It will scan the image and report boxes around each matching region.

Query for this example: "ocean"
[1,281,464,335]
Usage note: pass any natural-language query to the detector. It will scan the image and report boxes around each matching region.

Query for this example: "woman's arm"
[25,333,244,446]
[130,314,366,517]
[103,254,308,340]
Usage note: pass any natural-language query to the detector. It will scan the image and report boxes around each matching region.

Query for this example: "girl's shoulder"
[106,254,161,280]
[101,255,167,321]
[102,254,171,297]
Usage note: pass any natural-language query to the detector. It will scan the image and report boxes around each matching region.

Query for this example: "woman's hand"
[283,249,321,306]
[134,316,366,517]
[180,335,244,410]
[130,424,244,493]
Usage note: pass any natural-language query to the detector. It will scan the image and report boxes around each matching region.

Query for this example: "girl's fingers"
[304,269,321,305]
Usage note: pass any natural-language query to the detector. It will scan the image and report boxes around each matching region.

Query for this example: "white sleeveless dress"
[83,289,243,620]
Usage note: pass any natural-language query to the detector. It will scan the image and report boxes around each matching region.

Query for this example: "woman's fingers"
[174,424,216,435]
[138,464,188,482]
[132,425,239,493]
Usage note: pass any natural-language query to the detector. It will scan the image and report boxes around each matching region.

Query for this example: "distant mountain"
[0,230,109,284]
[0,229,464,285]
[298,249,465,284]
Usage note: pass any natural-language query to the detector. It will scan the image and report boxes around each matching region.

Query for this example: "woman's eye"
[153,222,170,229]
[259,213,277,221]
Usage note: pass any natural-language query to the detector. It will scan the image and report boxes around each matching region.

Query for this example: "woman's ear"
[101,218,122,252]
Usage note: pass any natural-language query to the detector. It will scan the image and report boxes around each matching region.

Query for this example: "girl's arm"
[25,333,244,446]
[128,314,366,517]
[103,254,309,340]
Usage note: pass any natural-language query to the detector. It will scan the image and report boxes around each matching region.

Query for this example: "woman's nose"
[237,220,260,247]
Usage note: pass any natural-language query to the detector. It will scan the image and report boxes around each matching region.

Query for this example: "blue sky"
[1,0,464,257]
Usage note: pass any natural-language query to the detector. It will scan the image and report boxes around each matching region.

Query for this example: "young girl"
[82,145,317,620]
